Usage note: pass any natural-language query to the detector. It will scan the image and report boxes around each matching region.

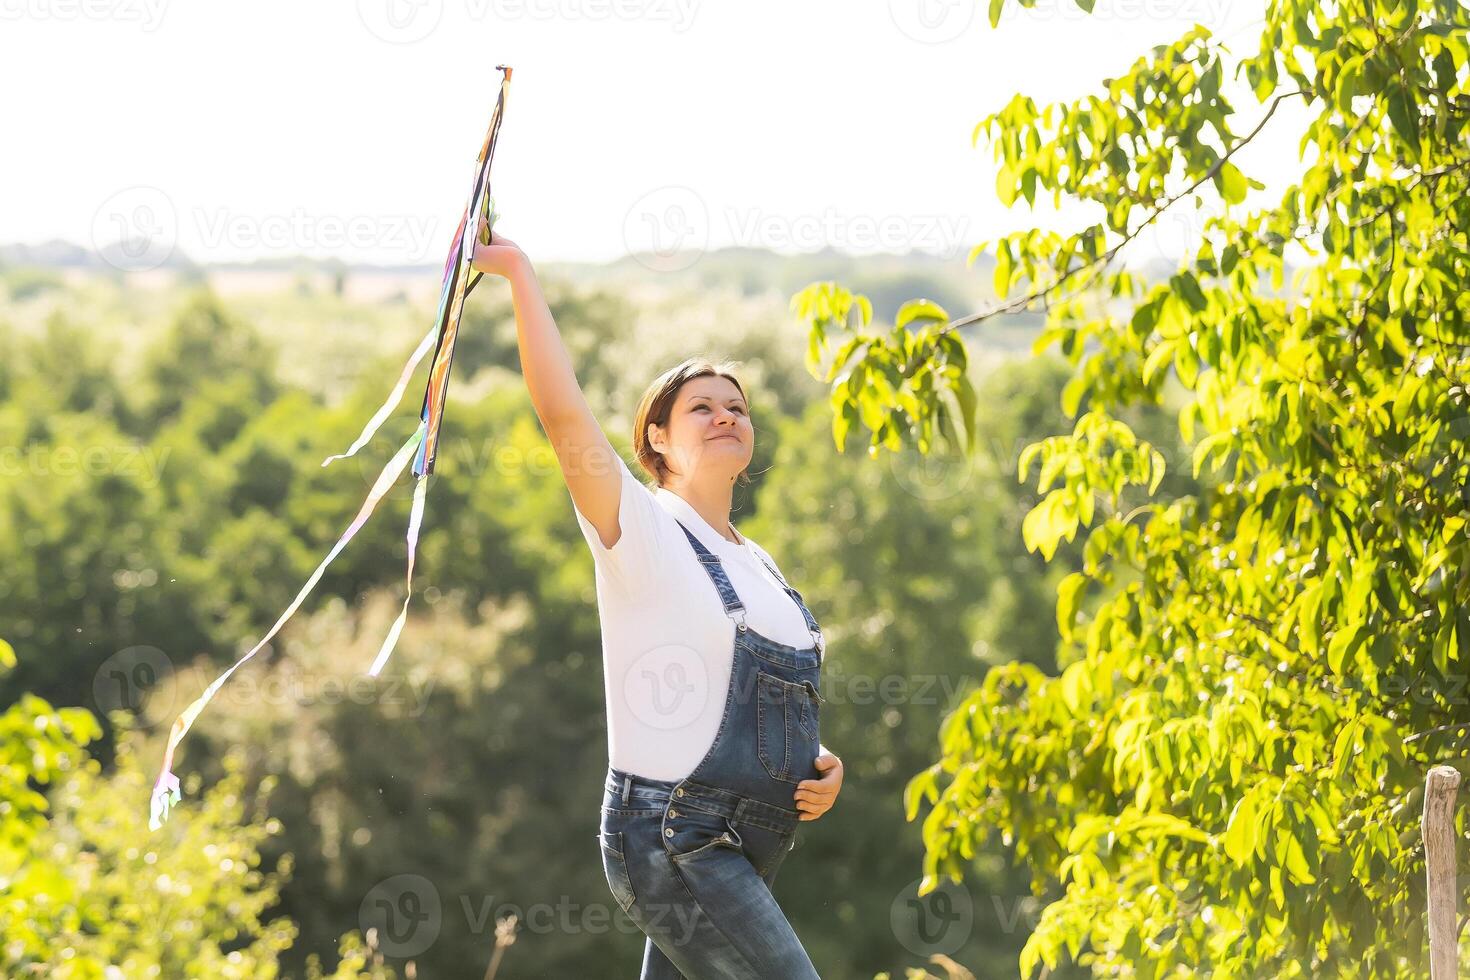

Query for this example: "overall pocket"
[662,803,744,864]
[756,670,822,783]
[597,828,637,914]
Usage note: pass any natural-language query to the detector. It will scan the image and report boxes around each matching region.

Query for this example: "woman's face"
[649,375,753,486]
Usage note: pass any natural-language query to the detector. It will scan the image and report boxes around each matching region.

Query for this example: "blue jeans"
[598,768,821,979]
[595,519,826,977]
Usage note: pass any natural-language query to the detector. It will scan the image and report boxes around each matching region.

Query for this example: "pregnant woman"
[471,222,843,978]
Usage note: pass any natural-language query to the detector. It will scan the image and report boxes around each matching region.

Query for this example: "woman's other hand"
[794,750,843,821]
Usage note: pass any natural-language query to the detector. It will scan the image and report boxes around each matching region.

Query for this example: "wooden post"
[1424,764,1462,979]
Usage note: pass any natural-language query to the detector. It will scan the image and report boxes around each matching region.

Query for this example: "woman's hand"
[469,215,527,279]
[794,749,843,821]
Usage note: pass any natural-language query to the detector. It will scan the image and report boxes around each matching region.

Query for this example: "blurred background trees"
[0,242,1098,976]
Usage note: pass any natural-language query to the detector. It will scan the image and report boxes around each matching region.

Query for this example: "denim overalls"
[598,520,826,979]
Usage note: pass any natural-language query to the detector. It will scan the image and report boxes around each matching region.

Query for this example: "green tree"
[139,288,279,434]
[0,641,394,978]
[795,0,1470,975]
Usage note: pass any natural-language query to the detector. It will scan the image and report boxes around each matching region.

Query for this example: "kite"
[149,65,514,831]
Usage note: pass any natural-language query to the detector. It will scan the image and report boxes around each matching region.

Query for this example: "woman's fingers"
[795,798,831,820]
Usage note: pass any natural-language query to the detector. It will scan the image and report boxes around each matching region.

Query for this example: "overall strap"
[751,551,825,655]
[674,521,748,632]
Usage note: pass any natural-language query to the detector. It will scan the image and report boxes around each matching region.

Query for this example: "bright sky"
[1,0,1292,269]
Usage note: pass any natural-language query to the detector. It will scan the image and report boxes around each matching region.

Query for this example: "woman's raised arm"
[471,225,628,550]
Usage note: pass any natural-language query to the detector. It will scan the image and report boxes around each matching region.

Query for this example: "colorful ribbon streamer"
[149,65,514,830]
[150,422,426,830]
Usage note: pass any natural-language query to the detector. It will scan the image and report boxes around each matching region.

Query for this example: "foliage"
[0,254,1079,976]
[795,0,1470,975]
[0,644,393,978]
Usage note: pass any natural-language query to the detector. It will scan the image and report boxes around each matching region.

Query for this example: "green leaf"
[1384,84,1420,152]
[1191,432,1230,478]
[954,373,979,453]
[1218,161,1249,205]
[1279,825,1315,884]
[994,242,1013,299]
[1057,572,1088,641]
[1327,622,1360,675]
[903,766,940,821]
[1147,449,1166,494]
[896,299,950,331]
[1224,789,1260,865]
[1143,340,1177,385]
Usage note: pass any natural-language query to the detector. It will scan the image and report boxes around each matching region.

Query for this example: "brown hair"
[633,357,751,488]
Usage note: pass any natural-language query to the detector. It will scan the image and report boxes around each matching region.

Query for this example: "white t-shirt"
[571,453,822,780]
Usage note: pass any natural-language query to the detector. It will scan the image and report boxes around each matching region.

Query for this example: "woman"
[471,222,843,979]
